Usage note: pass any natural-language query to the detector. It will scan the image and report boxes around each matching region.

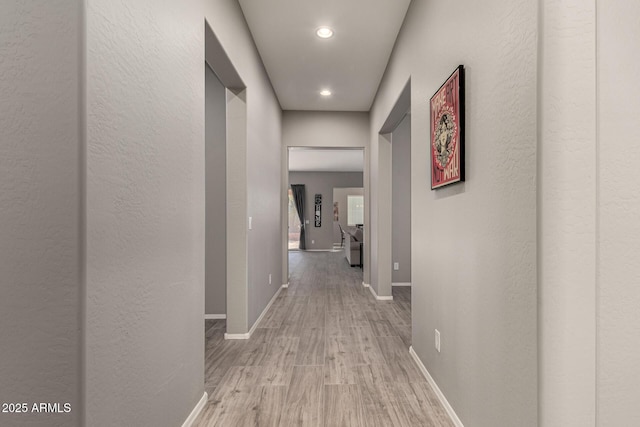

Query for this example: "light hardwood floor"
[194,251,453,427]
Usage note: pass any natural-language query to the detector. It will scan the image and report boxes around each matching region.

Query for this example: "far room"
[287,147,365,278]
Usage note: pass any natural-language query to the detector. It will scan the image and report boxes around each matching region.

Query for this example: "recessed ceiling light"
[316,27,334,39]
[320,89,332,96]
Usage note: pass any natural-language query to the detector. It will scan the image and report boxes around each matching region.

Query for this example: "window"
[347,195,364,226]
[288,189,301,250]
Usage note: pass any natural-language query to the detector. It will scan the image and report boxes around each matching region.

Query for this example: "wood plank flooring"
[194,251,453,427]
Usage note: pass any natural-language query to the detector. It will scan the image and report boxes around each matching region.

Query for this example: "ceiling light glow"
[316,27,334,39]
[320,89,332,96]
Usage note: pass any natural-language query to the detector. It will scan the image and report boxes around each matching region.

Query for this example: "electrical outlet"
[311,240,314,244]
[393,262,399,271]
[248,216,252,230]
[435,329,441,353]
[268,274,272,285]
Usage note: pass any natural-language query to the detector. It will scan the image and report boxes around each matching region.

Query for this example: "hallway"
[195,251,452,426]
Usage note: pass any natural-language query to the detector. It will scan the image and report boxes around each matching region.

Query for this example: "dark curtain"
[290,184,306,250]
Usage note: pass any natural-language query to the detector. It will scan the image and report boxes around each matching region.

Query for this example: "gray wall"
[597,2,640,423]
[289,172,363,250]
[0,2,81,426]
[205,65,226,316]
[85,2,284,424]
[392,114,411,284]
[85,1,205,426]
[332,187,364,244]
[539,1,596,424]
[282,111,369,148]
[539,2,640,425]
[203,2,284,331]
[370,0,538,425]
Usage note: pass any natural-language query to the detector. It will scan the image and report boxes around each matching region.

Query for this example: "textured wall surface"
[205,65,227,316]
[85,1,205,426]
[289,172,363,250]
[0,2,81,426]
[392,114,411,284]
[204,0,283,330]
[597,2,640,424]
[370,0,538,425]
[371,132,392,297]
[283,111,369,148]
[539,2,640,424]
[538,1,597,425]
[224,90,250,334]
[204,21,249,335]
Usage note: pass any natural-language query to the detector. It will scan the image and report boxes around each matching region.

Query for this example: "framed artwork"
[430,65,465,189]
[314,194,322,227]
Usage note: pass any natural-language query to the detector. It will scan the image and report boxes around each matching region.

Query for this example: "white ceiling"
[238,0,411,111]
[289,149,363,172]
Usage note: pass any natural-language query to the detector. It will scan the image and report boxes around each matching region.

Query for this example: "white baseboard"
[248,284,283,336]
[409,346,464,427]
[367,283,393,301]
[362,281,370,288]
[368,284,377,299]
[224,284,284,340]
[282,283,289,288]
[224,332,250,340]
[204,314,226,320]
[303,249,334,252]
[392,282,412,287]
[181,391,208,427]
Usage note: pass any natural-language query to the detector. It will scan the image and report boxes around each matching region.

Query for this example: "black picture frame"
[314,194,322,227]
[430,65,465,189]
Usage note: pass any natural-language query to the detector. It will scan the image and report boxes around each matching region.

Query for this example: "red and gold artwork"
[430,65,465,189]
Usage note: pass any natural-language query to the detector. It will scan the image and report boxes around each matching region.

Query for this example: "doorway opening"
[378,78,412,346]
[204,61,227,322]
[286,147,365,279]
